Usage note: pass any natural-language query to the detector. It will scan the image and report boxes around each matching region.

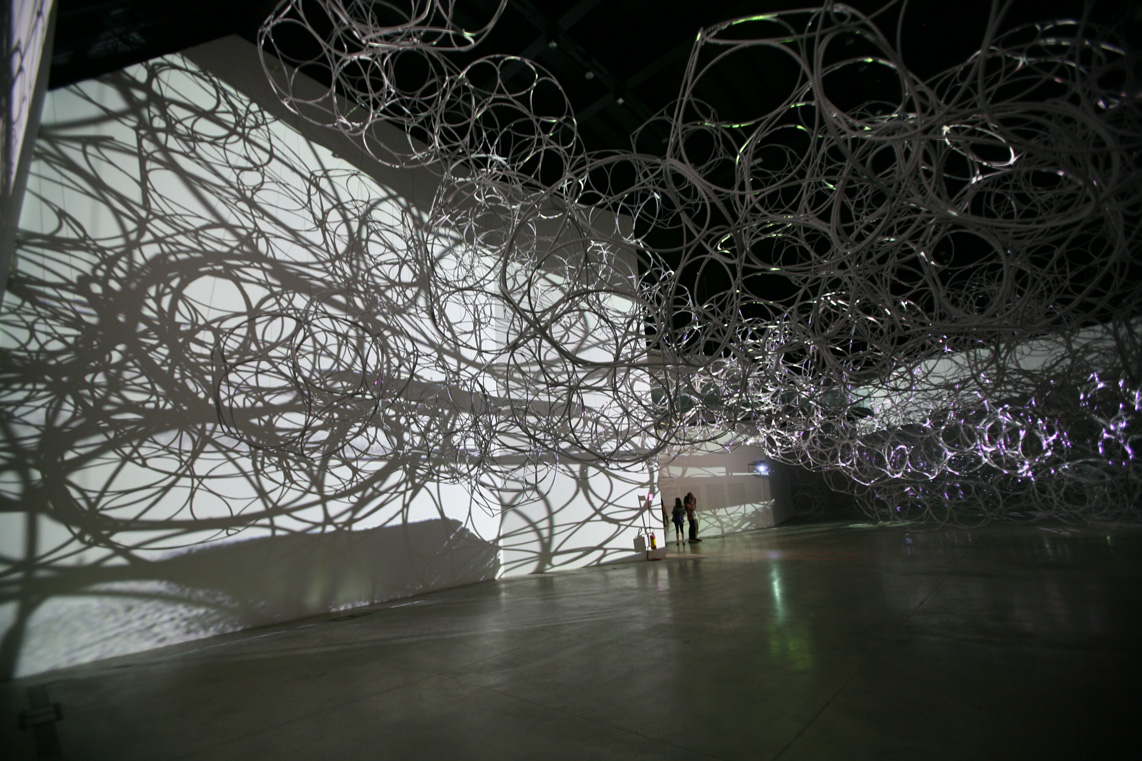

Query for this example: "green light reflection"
[767,563,814,669]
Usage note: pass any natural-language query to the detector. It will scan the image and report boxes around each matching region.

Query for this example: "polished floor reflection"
[4,520,1141,760]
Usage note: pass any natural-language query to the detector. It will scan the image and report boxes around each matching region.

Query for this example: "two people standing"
[670,493,701,544]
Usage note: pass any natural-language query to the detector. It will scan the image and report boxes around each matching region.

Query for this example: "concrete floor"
[4,520,1141,760]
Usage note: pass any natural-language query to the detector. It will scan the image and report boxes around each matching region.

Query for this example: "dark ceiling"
[48,0,1140,160]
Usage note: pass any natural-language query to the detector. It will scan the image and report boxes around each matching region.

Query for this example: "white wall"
[0,36,651,678]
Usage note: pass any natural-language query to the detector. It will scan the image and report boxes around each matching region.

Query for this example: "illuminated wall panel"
[0,37,649,678]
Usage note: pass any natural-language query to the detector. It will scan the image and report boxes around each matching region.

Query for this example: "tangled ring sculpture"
[250,0,1142,525]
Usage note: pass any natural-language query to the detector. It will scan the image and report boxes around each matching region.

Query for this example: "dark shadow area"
[782,466,863,524]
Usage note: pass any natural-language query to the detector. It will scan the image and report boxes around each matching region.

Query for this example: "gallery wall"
[0,36,654,679]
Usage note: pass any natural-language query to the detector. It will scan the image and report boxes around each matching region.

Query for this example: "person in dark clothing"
[684,492,701,542]
[671,497,685,544]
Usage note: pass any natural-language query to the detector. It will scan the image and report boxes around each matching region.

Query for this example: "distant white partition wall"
[0,36,651,679]
[659,443,782,538]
